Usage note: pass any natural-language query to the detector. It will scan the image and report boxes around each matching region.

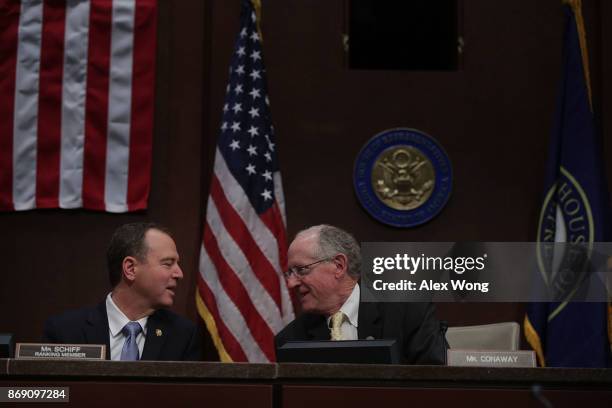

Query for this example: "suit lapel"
[85,302,111,360]
[305,314,330,340]
[358,301,383,340]
[141,310,166,360]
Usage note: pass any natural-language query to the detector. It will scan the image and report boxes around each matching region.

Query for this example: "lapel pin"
[156,329,163,337]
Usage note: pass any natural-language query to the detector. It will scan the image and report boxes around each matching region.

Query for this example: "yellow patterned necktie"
[330,311,346,341]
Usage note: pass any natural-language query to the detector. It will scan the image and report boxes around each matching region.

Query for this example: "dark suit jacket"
[43,302,202,361]
[275,301,447,365]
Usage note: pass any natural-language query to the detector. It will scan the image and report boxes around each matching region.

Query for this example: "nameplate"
[16,343,106,360]
[447,350,536,367]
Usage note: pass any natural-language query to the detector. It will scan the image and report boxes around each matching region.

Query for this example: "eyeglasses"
[283,257,331,280]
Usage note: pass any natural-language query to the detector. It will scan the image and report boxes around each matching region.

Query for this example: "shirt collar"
[106,293,148,338]
[326,283,360,328]
[342,283,360,327]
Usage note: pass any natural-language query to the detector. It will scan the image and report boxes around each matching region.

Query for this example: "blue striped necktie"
[120,322,142,361]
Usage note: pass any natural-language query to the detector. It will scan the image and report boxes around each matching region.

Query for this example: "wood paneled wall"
[1,0,610,360]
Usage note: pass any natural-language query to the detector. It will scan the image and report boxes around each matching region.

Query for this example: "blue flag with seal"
[524,0,612,367]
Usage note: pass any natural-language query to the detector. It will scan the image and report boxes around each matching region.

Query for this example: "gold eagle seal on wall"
[353,128,452,227]
[371,146,435,210]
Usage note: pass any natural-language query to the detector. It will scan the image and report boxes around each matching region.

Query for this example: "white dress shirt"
[326,283,359,340]
[106,293,148,361]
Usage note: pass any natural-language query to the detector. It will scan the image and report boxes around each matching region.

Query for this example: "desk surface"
[2,358,612,385]
[2,359,611,407]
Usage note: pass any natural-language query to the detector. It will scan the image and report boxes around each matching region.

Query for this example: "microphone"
[531,384,553,408]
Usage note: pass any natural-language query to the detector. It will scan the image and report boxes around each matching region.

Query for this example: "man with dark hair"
[275,224,447,364]
[43,223,202,361]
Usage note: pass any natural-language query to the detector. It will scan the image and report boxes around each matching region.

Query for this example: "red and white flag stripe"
[0,0,156,212]
[198,152,294,362]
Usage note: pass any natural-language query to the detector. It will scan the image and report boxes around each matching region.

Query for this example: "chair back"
[446,322,520,350]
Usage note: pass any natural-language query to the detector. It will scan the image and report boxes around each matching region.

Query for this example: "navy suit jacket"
[275,301,447,365]
[43,302,202,361]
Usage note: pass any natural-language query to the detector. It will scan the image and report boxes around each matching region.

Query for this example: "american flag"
[196,0,294,362]
[0,0,156,212]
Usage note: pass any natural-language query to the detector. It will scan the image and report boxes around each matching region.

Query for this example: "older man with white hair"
[275,224,447,364]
